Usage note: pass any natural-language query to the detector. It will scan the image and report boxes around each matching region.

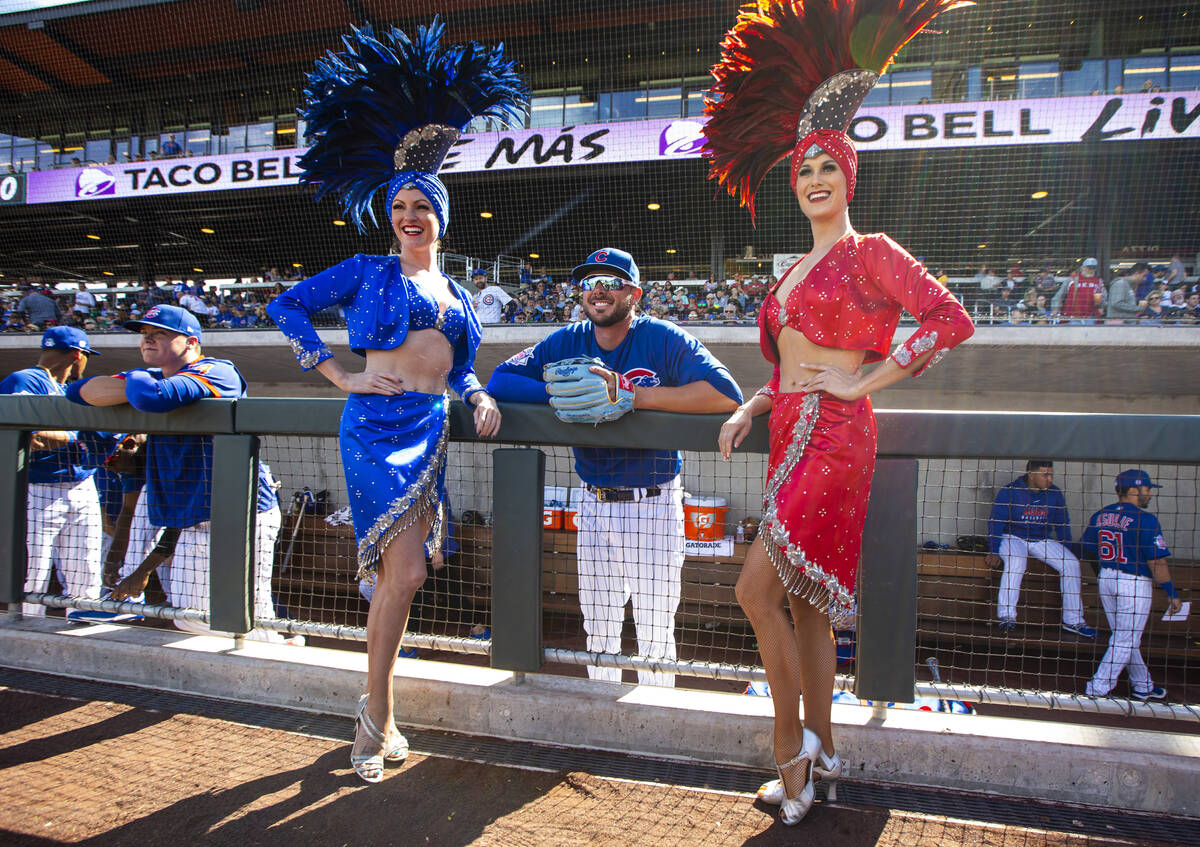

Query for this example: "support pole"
[0,430,29,613]
[209,435,259,635]
[854,458,919,703]
[489,447,545,673]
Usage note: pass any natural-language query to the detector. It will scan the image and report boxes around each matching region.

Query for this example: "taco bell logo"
[76,167,116,198]
[659,121,706,157]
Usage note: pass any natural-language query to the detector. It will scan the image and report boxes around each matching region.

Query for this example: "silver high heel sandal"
[772,728,823,825]
[758,729,841,807]
[358,695,409,762]
[351,697,387,783]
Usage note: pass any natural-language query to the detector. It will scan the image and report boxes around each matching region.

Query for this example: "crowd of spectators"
[3,253,1195,334]
[488,262,772,325]
[966,254,1199,326]
[1,275,286,334]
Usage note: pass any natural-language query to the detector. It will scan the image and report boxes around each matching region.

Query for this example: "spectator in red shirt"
[1052,257,1105,322]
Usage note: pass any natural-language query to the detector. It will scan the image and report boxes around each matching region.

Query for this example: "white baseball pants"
[996,535,1085,626]
[23,477,103,616]
[121,493,284,642]
[577,478,684,687]
[1086,569,1154,697]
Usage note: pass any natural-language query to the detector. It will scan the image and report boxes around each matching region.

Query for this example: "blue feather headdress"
[298,18,528,232]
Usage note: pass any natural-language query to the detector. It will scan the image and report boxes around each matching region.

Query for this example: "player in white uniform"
[0,327,109,619]
[66,305,293,643]
[470,268,514,324]
[1081,470,1183,701]
[488,248,742,686]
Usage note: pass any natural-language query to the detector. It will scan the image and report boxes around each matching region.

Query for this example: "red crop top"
[757,232,974,394]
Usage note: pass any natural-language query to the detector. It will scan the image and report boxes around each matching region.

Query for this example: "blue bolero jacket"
[266,253,484,399]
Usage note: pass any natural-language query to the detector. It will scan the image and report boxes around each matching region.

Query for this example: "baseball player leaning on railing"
[487,247,742,688]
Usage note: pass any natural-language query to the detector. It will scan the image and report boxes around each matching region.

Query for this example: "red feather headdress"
[702,0,972,221]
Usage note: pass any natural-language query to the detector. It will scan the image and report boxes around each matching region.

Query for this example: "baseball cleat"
[1130,686,1167,702]
[995,618,1017,635]
[1062,622,1097,638]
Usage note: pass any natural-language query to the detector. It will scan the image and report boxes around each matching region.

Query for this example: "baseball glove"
[543,356,635,424]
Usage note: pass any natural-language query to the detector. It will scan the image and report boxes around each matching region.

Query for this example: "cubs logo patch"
[594,250,609,264]
[43,338,54,347]
[145,306,162,319]
[624,367,660,387]
[482,294,495,305]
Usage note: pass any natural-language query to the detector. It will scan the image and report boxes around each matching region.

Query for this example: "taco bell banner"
[26,149,307,204]
[24,93,1200,204]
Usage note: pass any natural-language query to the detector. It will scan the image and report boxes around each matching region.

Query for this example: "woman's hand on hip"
[472,392,501,438]
[718,405,754,461]
[797,363,864,401]
[338,370,405,395]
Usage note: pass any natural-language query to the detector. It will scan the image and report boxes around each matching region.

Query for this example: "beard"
[583,295,634,327]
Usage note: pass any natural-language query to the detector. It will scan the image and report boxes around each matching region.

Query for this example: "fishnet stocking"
[736,537,837,798]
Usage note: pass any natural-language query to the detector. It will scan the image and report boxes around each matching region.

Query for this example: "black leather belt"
[585,484,662,503]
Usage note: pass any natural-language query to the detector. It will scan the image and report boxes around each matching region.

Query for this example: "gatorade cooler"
[683,495,728,541]
[543,486,567,530]
[564,486,582,531]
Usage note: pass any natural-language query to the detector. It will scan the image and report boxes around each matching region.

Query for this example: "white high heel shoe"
[758,731,843,805]
[351,696,387,784]
[357,694,408,763]
[771,728,823,825]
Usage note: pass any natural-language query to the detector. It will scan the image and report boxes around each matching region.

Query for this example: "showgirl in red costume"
[706,0,975,825]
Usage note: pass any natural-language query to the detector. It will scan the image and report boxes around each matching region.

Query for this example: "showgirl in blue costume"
[266,19,526,784]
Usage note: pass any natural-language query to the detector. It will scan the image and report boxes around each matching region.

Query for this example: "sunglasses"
[578,275,631,291]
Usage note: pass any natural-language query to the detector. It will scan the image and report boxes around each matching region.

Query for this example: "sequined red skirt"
[761,391,876,620]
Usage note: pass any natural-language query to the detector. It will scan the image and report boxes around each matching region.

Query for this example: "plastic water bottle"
[735,522,745,543]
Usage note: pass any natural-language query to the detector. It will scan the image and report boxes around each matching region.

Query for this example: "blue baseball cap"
[1115,469,1162,489]
[41,325,101,356]
[124,304,202,340]
[572,247,640,287]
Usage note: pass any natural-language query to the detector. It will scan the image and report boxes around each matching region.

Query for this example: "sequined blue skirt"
[339,392,448,581]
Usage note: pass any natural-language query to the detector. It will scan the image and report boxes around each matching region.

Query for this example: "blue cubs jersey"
[488,315,742,487]
[0,367,93,485]
[987,476,1071,553]
[1081,501,1170,578]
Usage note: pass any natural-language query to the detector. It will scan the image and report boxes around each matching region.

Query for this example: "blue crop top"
[266,253,484,400]
[406,275,467,346]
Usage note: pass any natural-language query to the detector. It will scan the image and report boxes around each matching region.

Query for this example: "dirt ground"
[0,687,1183,847]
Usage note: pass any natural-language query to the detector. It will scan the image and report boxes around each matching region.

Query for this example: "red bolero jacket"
[757,232,974,392]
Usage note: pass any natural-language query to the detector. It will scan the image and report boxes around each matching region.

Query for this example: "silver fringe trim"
[760,392,856,619]
[355,402,449,584]
[291,337,333,370]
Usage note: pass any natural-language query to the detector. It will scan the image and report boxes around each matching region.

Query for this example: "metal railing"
[1,395,1196,720]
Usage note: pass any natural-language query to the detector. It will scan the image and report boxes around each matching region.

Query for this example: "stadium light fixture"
[480,211,493,218]
[666,249,677,254]
[647,203,661,211]
[200,227,215,234]
[85,234,100,240]
[1030,191,1048,199]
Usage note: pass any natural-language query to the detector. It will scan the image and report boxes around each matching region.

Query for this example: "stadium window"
[1017,62,1059,99]
[1167,55,1200,90]
[889,69,933,105]
[1060,59,1105,97]
[1123,56,1167,93]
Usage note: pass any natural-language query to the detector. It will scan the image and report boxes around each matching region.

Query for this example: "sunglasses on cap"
[578,275,632,291]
